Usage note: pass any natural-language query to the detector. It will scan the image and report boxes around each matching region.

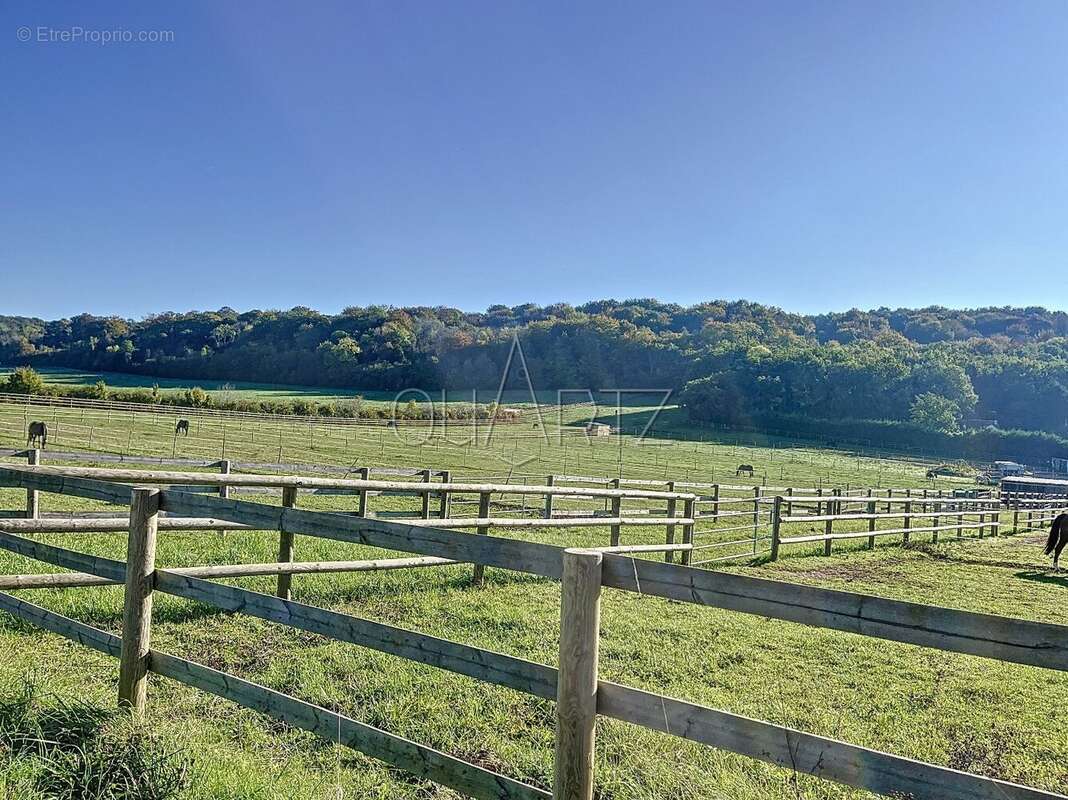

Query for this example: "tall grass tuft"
[0,678,191,799]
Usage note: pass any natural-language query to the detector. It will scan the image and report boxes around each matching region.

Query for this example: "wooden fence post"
[932,500,941,544]
[769,495,782,561]
[277,486,298,600]
[977,508,985,539]
[439,471,451,519]
[1012,494,1020,534]
[420,469,432,519]
[752,487,762,545]
[118,487,159,716]
[866,492,876,550]
[957,508,964,538]
[25,449,40,520]
[664,481,677,564]
[553,548,602,800]
[473,491,491,586]
[711,483,720,521]
[357,467,370,517]
[609,493,622,548]
[903,498,912,545]
[681,498,695,566]
[824,489,838,556]
[219,459,231,499]
[544,476,555,520]
[785,487,793,517]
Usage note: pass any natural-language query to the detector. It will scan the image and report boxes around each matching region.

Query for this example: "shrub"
[3,366,46,395]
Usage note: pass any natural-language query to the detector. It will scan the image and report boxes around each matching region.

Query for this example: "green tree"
[909,393,962,434]
[4,366,46,394]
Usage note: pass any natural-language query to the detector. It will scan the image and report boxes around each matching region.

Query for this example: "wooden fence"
[4,448,1010,567]
[0,465,1063,798]
[0,462,701,578]
[767,488,1066,560]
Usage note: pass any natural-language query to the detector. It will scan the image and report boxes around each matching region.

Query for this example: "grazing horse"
[1044,513,1068,572]
[736,464,755,477]
[27,421,47,449]
[175,419,190,436]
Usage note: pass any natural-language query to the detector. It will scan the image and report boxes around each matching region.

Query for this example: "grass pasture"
[0,366,602,409]
[0,399,1060,799]
[0,477,1064,799]
[0,397,962,492]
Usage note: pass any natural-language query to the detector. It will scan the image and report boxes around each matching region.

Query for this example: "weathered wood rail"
[0,462,701,581]
[768,489,1067,559]
[1,447,1023,568]
[0,465,1064,799]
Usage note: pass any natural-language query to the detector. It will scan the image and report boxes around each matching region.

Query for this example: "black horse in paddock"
[26,421,47,449]
[736,464,755,477]
[175,419,190,436]
[1045,513,1068,572]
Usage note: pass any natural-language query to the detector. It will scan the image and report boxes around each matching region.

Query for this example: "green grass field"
[0,481,1064,799]
[0,396,962,492]
[0,366,609,409]
[0,397,1057,799]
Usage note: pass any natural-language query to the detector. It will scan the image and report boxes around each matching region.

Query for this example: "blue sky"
[3,1,1067,320]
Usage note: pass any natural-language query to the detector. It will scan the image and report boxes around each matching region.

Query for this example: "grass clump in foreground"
[0,678,191,799]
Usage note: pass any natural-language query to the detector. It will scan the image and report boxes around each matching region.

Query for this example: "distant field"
[0,366,671,411]
[0,395,959,491]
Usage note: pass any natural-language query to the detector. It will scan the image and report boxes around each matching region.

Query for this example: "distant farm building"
[1001,475,1068,497]
[585,422,612,437]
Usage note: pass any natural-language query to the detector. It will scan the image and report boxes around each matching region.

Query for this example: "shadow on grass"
[1014,569,1068,588]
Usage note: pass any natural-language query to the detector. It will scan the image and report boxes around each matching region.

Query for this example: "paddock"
[0,456,1065,799]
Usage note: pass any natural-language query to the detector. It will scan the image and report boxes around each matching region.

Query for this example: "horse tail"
[1044,514,1066,555]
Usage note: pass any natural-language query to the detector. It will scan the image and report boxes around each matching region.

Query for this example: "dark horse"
[27,421,47,449]
[736,464,755,477]
[175,419,190,436]
[1044,513,1068,572]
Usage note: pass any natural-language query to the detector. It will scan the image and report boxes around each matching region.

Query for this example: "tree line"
[1,300,1066,442]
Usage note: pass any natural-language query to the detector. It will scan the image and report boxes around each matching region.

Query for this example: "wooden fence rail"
[769,490,1068,559]
[0,466,1064,798]
[3,447,1001,567]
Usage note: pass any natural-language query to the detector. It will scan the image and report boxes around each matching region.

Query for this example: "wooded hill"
[1,301,1066,438]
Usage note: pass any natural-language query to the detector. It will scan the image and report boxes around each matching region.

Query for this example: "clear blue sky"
[3,1,1067,320]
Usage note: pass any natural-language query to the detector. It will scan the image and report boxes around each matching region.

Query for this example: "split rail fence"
[767,487,1068,560]
[4,448,1034,567]
[0,465,1063,798]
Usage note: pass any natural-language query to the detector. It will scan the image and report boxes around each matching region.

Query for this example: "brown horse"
[27,421,47,449]
[175,419,190,436]
[736,464,755,477]
[1044,513,1068,571]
